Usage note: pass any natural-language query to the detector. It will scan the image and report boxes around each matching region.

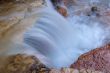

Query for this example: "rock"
[71,44,110,73]
[0,0,45,55]
[0,54,50,73]
[0,53,104,73]
[56,6,68,17]
[51,0,68,17]
[50,68,103,73]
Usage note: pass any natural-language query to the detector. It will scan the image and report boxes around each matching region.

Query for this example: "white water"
[24,0,110,68]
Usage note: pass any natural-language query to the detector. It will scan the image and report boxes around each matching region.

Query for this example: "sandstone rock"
[0,54,50,73]
[71,44,110,73]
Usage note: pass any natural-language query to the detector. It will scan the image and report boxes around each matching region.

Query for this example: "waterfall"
[24,0,110,68]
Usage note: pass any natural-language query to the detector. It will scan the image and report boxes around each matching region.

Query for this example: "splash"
[24,0,110,68]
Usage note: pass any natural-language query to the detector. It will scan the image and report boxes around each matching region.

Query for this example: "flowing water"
[24,0,110,68]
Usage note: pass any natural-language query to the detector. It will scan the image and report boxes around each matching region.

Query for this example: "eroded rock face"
[0,0,44,39]
[0,0,45,54]
[50,68,103,73]
[0,54,103,73]
[0,54,50,73]
[71,44,110,73]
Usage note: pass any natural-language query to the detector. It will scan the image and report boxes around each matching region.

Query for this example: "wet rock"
[56,6,68,17]
[71,44,110,73]
[0,54,50,73]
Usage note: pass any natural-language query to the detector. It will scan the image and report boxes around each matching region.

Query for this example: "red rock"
[51,0,68,17]
[71,44,110,73]
[56,6,68,17]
